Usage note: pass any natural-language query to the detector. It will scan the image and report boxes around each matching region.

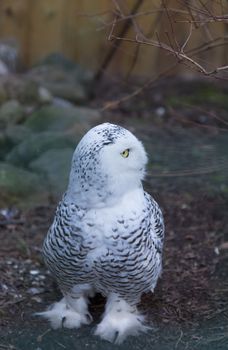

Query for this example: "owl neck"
[65,172,143,209]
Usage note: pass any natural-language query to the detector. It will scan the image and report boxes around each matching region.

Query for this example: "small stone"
[0,283,8,292]
[25,259,32,264]
[0,207,19,219]
[30,269,40,276]
[6,260,13,265]
[38,86,52,104]
[198,115,208,123]
[0,208,9,218]
[28,287,45,295]
[37,275,46,280]
[214,247,220,255]
[155,106,166,117]
[32,296,43,303]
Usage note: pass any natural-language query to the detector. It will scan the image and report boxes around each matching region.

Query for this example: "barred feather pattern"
[43,191,164,304]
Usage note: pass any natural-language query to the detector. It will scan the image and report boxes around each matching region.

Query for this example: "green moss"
[167,85,228,108]
[24,105,100,133]
[6,131,76,166]
[0,162,44,195]
[0,162,49,207]
[29,148,74,195]
[0,132,12,160]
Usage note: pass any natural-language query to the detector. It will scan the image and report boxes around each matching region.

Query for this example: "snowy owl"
[38,123,164,343]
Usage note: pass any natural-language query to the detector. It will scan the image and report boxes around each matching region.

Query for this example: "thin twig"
[175,329,184,349]
[108,15,117,41]
[180,23,193,52]
[37,328,51,343]
[111,34,228,76]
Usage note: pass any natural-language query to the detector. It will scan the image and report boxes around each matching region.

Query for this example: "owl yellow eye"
[121,149,130,158]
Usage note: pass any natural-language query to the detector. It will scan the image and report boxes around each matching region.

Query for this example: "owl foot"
[95,295,149,344]
[36,297,92,329]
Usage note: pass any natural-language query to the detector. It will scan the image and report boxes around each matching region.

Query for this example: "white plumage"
[38,123,165,343]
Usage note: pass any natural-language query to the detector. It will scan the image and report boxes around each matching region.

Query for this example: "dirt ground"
[1,78,228,349]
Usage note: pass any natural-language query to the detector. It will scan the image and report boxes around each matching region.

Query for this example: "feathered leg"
[95,293,149,344]
[36,285,93,329]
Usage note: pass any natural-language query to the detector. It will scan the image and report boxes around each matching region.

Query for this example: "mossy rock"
[5,125,32,145]
[24,105,100,133]
[4,77,41,104]
[6,131,77,166]
[29,53,94,102]
[44,81,87,104]
[35,53,94,84]
[0,132,12,160]
[29,148,74,196]
[0,100,24,127]
[0,162,48,206]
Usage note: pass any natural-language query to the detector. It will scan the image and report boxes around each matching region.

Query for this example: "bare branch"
[105,0,228,79]
[108,15,117,41]
[111,33,224,76]
[95,0,228,108]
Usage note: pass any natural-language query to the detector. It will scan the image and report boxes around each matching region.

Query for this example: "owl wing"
[42,199,94,292]
[145,192,165,254]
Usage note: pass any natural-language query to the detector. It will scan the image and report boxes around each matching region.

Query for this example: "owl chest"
[83,208,153,269]
[83,204,148,241]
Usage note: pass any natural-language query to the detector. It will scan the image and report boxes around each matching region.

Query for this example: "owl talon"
[113,331,119,343]
[61,316,66,328]
[86,313,93,323]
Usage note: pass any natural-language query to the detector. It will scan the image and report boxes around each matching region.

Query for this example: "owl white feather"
[37,123,164,344]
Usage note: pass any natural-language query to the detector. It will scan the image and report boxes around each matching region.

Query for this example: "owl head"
[67,123,147,207]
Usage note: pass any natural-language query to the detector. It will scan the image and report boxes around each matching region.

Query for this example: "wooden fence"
[0,0,227,77]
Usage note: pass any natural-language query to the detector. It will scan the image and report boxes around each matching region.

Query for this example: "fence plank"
[0,0,227,76]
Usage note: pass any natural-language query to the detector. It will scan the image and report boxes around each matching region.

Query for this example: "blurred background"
[0,0,228,76]
[0,1,228,350]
